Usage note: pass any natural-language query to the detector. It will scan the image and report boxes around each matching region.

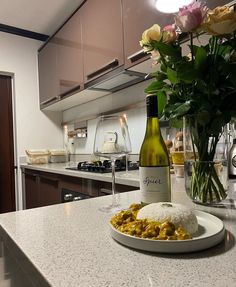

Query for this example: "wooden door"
[0,75,16,213]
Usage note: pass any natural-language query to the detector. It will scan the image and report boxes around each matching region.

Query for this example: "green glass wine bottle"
[139,94,171,204]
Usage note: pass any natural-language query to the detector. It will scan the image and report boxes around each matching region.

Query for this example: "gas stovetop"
[66,160,139,173]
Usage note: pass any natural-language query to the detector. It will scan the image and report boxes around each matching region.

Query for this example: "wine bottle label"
[139,166,171,203]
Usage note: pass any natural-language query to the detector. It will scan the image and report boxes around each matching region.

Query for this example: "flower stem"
[189,32,194,64]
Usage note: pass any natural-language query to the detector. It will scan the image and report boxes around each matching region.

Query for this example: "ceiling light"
[155,0,193,13]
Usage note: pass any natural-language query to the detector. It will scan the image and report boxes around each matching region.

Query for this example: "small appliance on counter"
[66,160,139,173]
[25,149,50,164]
[49,149,68,163]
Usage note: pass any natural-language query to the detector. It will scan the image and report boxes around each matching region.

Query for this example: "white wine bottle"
[139,94,171,204]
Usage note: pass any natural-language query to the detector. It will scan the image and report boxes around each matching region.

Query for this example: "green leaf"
[164,101,191,119]
[196,110,210,125]
[173,102,191,117]
[194,47,207,71]
[222,63,236,87]
[169,117,183,128]
[161,63,167,73]
[177,63,199,82]
[153,41,181,58]
[152,71,167,81]
[144,80,165,94]
[209,117,227,136]
[157,91,167,118]
[167,68,179,84]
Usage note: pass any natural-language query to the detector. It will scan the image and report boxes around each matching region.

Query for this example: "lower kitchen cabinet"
[38,173,60,207]
[22,168,138,209]
[96,180,138,196]
[23,169,61,209]
[24,169,39,209]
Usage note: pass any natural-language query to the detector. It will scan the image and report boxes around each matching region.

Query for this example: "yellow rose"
[202,6,236,35]
[140,24,162,47]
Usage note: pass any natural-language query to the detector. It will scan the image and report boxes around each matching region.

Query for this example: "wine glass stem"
[126,154,128,173]
[111,159,117,206]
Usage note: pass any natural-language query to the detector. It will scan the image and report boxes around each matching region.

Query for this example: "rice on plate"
[137,202,198,234]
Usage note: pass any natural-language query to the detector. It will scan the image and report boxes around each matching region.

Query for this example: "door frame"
[0,72,19,210]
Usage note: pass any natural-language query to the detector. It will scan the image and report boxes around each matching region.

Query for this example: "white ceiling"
[0,0,84,36]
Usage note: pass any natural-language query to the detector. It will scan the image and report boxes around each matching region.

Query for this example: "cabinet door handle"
[86,59,119,81]
[23,171,38,177]
[40,176,59,183]
[40,96,58,106]
[127,49,148,63]
[60,85,81,100]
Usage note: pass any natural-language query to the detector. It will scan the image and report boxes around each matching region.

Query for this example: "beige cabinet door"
[207,0,233,8]
[81,0,124,83]
[38,40,59,107]
[56,10,84,97]
[123,0,232,69]
[122,0,174,69]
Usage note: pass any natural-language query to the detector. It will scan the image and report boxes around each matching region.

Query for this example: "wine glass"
[93,115,132,213]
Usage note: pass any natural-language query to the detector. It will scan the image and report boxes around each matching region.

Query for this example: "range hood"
[85,66,147,93]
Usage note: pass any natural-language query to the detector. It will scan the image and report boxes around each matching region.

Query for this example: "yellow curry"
[110,203,192,240]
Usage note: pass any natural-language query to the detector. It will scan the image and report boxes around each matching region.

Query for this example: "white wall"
[62,81,150,155]
[0,32,63,210]
[69,106,147,155]
[62,79,169,157]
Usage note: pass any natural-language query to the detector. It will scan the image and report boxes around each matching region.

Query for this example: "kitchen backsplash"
[64,106,169,156]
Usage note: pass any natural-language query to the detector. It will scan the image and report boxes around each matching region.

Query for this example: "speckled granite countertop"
[0,178,236,287]
[20,163,140,187]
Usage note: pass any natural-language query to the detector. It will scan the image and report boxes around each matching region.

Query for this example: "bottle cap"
[146,94,158,118]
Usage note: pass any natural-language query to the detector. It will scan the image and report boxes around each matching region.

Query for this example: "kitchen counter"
[20,163,140,187]
[0,178,236,286]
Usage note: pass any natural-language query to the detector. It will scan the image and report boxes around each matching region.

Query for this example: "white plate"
[110,210,225,253]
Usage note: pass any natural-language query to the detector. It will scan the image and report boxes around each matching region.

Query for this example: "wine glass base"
[99,203,122,213]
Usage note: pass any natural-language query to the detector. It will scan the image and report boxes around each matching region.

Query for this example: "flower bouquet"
[140,1,236,204]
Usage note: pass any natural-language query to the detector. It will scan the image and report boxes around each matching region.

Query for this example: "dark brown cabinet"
[23,168,138,209]
[56,10,84,97]
[80,0,124,83]
[38,173,60,207]
[23,170,61,209]
[24,169,39,209]
[97,180,138,196]
[38,40,59,108]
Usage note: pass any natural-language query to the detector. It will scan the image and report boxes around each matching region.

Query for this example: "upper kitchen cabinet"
[81,0,124,84]
[122,0,174,69]
[207,0,234,8]
[122,0,233,69]
[38,9,84,109]
[38,39,59,108]
[56,10,84,98]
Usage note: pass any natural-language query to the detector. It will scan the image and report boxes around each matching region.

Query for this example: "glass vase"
[183,116,229,205]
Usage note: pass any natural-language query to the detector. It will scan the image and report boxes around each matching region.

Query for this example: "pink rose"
[175,1,208,32]
[162,25,178,43]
